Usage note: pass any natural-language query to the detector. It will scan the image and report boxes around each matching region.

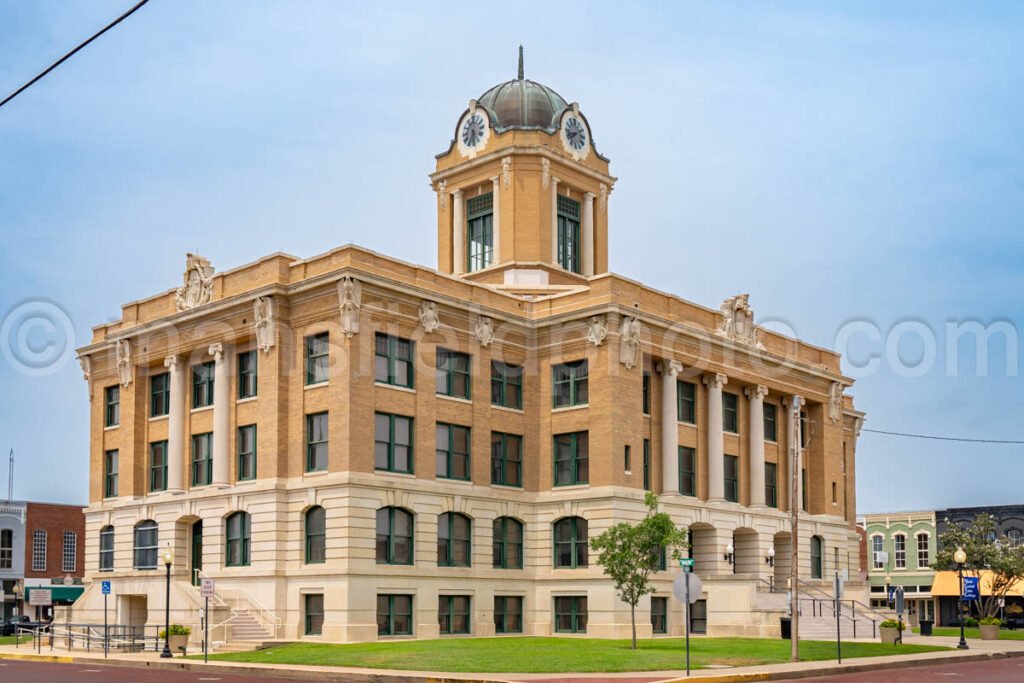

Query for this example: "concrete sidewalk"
[1,636,1023,683]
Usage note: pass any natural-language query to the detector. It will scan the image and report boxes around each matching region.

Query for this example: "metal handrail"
[192,569,280,639]
[797,578,891,623]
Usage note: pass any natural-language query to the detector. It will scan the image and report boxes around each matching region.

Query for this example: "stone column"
[704,373,728,501]
[582,192,595,277]
[210,343,230,487]
[164,355,184,493]
[550,177,560,266]
[659,361,682,492]
[490,176,501,266]
[746,384,768,507]
[452,189,465,275]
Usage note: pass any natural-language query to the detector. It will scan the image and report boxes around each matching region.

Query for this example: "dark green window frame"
[553,431,589,486]
[104,385,120,427]
[642,372,651,414]
[556,195,581,273]
[493,517,523,569]
[466,193,494,272]
[436,423,471,481]
[494,596,523,634]
[437,512,471,567]
[237,424,257,481]
[802,468,808,511]
[554,595,587,633]
[763,403,777,441]
[374,412,414,473]
[377,594,413,636]
[237,350,257,399]
[436,349,471,399]
[438,595,471,635]
[376,507,414,565]
[677,380,696,424]
[191,433,212,486]
[800,411,809,448]
[724,454,739,503]
[225,511,251,567]
[552,359,588,408]
[679,446,696,496]
[810,535,823,579]
[304,593,324,635]
[490,361,522,409]
[150,373,169,417]
[643,439,651,490]
[651,596,668,634]
[306,412,328,472]
[149,441,168,493]
[723,392,739,433]
[98,526,114,571]
[305,506,326,564]
[305,332,329,385]
[103,449,118,498]
[765,462,778,508]
[624,445,631,472]
[374,333,414,388]
[553,517,588,568]
[490,432,522,487]
[191,362,215,409]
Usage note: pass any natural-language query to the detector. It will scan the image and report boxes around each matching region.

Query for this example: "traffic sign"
[29,589,52,606]
[679,558,695,570]
[672,572,702,604]
[101,580,111,595]
[894,587,905,616]
[962,576,980,601]
[200,578,216,599]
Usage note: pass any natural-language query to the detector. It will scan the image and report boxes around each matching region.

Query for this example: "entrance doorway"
[191,520,203,586]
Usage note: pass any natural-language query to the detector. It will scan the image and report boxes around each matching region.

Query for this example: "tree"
[934,513,1024,620]
[590,492,688,649]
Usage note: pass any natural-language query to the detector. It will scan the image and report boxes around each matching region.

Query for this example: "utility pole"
[789,396,804,662]
[6,449,12,501]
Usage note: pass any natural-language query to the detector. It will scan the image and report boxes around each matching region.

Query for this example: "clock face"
[564,116,587,151]
[461,113,486,148]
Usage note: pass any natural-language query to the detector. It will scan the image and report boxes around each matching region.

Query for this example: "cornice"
[429,145,617,188]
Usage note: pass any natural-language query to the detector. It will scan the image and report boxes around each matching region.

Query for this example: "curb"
[0,652,74,664]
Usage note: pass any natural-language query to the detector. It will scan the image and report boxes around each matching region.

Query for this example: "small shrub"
[159,624,192,638]
[963,617,979,628]
[979,617,1002,626]
[880,619,905,631]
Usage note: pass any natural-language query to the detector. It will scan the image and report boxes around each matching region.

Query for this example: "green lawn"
[912,626,1024,641]
[197,637,947,673]
[0,635,32,646]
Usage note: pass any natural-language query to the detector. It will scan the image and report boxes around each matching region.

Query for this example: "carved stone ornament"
[254,296,275,353]
[828,381,843,424]
[475,316,494,347]
[854,416,864,438]
[437,179,447,209]
[501,156,512,187]
[619,316,641,369]
[586,315,608,346]
[419,301,440,334]
[541,158,550,189]
[337,276,362,337]
[174,253,215,312]
[115,339,133,388]
[717,293,765,350]
[599,183,608,211]
[78,354,91,382]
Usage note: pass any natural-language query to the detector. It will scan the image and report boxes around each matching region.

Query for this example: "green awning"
[24,586,84,604]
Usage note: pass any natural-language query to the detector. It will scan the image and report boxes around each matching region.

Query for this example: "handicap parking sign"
[962,576,980,601]
[101,580,111,595]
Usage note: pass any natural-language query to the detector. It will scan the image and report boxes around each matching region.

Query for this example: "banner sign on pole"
[962,576,980,602]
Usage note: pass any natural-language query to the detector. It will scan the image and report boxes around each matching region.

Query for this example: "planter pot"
[168,634,189,655]
[879,627,900,645]
[979,624,1000,641]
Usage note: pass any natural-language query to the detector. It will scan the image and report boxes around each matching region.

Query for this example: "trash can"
[780,617,792,640]
[919,620,933,636]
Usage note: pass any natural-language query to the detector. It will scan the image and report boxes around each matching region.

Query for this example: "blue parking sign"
[101,580,111,595]
[962,576,980,601]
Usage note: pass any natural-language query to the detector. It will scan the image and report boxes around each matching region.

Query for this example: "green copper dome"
[476,78,569,134]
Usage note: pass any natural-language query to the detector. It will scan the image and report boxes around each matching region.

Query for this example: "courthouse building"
[72,57,865,644]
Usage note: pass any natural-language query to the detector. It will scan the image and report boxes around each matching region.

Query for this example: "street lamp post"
[766,548,776,591]
[724,542,735,572]
[160,545,175,659]
[954,547,968,650]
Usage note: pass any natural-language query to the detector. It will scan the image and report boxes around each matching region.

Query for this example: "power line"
[0,0,151,110]
[861,428,1024,445]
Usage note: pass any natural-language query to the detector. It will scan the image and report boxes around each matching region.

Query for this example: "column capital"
[784,395,806,411]
[745,384,769,400]
[208,343,224,360]
[552,176,560,187]
[452,188,464,198]
[704,372,728,389]
[163,355,178,370]
[583,191,596,201]
[657,360,683,377]
[490,175,500,188]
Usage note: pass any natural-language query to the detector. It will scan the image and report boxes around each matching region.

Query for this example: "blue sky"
[0,1,1021,512]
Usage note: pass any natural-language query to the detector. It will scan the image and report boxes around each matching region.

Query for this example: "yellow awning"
[930,570,1024,597]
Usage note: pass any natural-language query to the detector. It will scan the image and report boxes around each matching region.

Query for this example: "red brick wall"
[23,503,86,580]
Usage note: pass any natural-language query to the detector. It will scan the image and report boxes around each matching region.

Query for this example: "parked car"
[2,616,31,636]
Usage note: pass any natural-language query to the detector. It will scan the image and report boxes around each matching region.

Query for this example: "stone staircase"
[227,609,271,642]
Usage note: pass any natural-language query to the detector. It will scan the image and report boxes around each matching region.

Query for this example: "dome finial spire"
[517,45,524,80]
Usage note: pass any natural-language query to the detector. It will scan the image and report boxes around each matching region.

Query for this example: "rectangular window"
[624,445,631,472]
[305,332,329,385]
[191,433,212,486]
[62,531,77,573]
[894,535,907,569]
[306,412,328,472]
[917,535,930,568]
[800,411,809,448]
[642,372,651,415]
[724,454,739,503]
[723,392,739,433]
[0,529,12,570]
[436,423,471,481]
[552,359,588,408]
[556,195,581,273]
[765,462,777,508]
[436,349,471,399]
[104,449,119,498]
[801,468,808,511]
[872,536,884,569]
[374,333,414,388]
[438,595,471,635]
[679,446,696,496]
[150,373,170,417]
[491,361,523,409]
[149,441,168,492]
[105,385,120,427]
[494,596,523,634]
[238,424,257,481]
[553,431,589,486]
[375,413,414,473]
[491,432,522,487]
[377,594,413,636]
[191,361,215,409]
[466,193,494,272]
[237,350,257,399]
[832,481,837,504]
[99,527,114,572]
[643,439,651,490]
[554,595,587,633]
[651,596,667,634]
[31,530,46,572]
[763,403,777,441]
[304,594,324,636]
[677,380,696,424]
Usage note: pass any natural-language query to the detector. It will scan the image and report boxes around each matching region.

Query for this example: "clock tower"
[430,48,617,291]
